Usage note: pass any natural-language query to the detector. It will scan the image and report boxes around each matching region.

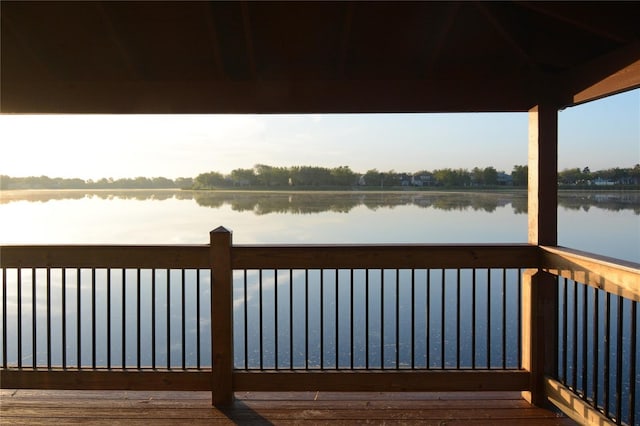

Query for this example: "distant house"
[497,172,513,186]
[592,177,615,186]
[411,175,433,186]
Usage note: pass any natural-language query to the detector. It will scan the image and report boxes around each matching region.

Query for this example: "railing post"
[522,269,558,406]
[210,226,234,406]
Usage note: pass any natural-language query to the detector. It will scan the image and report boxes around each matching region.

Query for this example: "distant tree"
[433,168,470,187]
[194,171,226,189]
[362,169,381,187]
[230,168,257,186]
[330,166,357,186]
[482,166,498,185]
[511,165,528,187]
[471,167,484,185]
[175,177,194,189]
[559,168,583,185]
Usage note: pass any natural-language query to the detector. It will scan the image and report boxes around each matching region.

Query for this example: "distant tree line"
[192,164,526,189]
[0,175,194,190]
[2,164,638,190]
[558,165,640,186]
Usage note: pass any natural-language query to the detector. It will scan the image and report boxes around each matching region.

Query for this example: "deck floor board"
[1,390,577,425]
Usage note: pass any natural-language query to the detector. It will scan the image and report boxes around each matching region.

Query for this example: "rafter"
[202,2,225,79]
[240,1,257,79]
[1,14,54,80]
[474,2,539,72]
[421,2,459,75]
[337,2,355,78]
[93,2,140,79]
[518,2,630,44]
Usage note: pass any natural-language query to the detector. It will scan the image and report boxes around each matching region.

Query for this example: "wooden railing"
[539,246,640,426]
[1,227,638,424]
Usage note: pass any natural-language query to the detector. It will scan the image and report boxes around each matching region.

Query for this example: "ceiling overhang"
[2,1,639,114]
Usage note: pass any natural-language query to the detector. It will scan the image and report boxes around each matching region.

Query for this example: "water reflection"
[2,189,639,215]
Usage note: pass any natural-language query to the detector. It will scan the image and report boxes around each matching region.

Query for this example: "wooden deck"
[1,390,576,425]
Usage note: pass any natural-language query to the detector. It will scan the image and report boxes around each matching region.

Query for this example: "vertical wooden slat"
[289,269,293,369]
[62,268,67,369]
[472,268,476,369]
[46,268,51,369]
[166,269,170,369]
[151,269,155,369]
[77,269,82,369]
[32,268,36,368]
[1,268,6,368]
[93,268,97,370]
[181,269,186,370]
[17,269,22,369]
[210,226,234,406]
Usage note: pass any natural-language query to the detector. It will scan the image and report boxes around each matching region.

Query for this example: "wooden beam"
[559,40,640,107]
[0,78,540,114]
[0,245,209,269]
[571,59,640,106]
[0,369,211,390]
[545,377,613,426]
[540,245,640,302]
[528,103,558,246]
[231,244,538,270]
[233,370,530,392]
[518,2,632,44]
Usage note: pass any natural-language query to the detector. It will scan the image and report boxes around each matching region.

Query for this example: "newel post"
[210,226,234,406]
[523,102,559,406]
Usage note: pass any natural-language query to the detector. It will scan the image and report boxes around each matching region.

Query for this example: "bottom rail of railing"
[1,368,529,393]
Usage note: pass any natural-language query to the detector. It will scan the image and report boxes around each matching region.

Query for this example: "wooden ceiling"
[2,1,639,113]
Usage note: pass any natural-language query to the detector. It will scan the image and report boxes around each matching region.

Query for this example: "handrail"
[539,245,640,302]
[232,243,538,269]
[0,245,209,269]
[0,243,539,270]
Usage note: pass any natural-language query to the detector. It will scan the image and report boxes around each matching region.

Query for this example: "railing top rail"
[540,245,640,302]
[0,243,538,270]
[232,244,538,269]
[0,245,210,268]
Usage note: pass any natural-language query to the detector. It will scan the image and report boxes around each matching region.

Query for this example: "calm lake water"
[1,189,638,261]
[1,189,638,419]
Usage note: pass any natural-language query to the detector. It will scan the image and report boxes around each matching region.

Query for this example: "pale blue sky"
[1,89,637,180]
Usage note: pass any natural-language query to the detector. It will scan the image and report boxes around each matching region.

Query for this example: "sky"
[0,89,638,180]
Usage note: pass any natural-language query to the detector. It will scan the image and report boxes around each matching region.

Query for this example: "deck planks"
[1,390,576,425]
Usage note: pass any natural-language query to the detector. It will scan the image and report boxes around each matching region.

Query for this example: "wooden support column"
[210,226,234,406]
[528,103,558,247]
[524,103,559,406]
